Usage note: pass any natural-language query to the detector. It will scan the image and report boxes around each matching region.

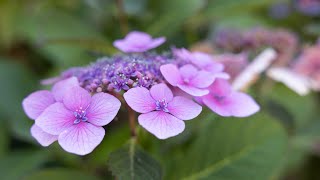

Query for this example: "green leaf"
[87,124,131,166]
[266,84,317,130]
[18,10,109,68]
[147,0,205,37]
[107,138,162,180]
[0,60,37,141]
[0,124,9,157]
[165,111,287,180]
[188,0,277,27]
[0,151,49,180]
[25,169,101,180]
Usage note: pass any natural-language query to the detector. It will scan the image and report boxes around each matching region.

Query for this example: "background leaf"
[0,151,49,180]
[164,111,287,180]
[25,169,101,180]
[0,59,37,142]
[107,138,162,180]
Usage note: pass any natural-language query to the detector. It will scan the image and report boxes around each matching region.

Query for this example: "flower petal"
[190,71,215,88]
[168,96,202,120]
[138,111,185,139]
[113,31,165,52]
[192,52,224,72]
[124,87,156,113]
[87,93,121,126]
[177,84,209,96]
[52,77,79,102]
[225,92,260,117]
[22,90,55,120]
[179,64,198,80]
[58,123,105,155]
[160,64,182,86]
[150,83,173,102]
[202,95,233,117]
[208,79,233,97]
[31,124,58,147]
[36,102,74,135]
[126,31,152,42]
[63,86,91,111]
[148,37,166,49]
[202,92,260,117]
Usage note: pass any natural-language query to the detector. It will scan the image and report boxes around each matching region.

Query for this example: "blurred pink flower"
[124,83,202,139]
[113,31,166,53]
[173,48,226,74]
[294,44,320,85]
[22,77,79,146]
[35,86,121,155]
[215,53,249,81]
[201,79,260,117]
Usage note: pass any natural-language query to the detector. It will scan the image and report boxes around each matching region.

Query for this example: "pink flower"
[214,53,248,81]
[22,77,79,146]
[191,52,225,73]
[113,31,166,53]
[124,83,202,139]
[173,48,194,62]
[35,86,121,155]
[201,79,260,117]
[160,64,220,96]
[174,48,227,74]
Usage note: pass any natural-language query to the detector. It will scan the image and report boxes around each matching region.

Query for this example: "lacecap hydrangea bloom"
[22,31,260,155]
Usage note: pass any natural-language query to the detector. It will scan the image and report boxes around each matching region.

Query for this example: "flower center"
[214,94,225,102]
[73,107,88,124]
[155,99,169,112]
[183,78,190,84]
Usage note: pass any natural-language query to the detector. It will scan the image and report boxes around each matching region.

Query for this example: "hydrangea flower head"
[124,83,202,139]
[22,31,261,155]
[113,31,166,53]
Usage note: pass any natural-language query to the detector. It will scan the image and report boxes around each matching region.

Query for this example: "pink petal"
[123,87,156,113]
[202,95,233,117]
[208,79,233,97]
[113,40,131,52]
[52,77,79,102]
[63,86,91,112]
[148,37,166,49]
[31,124,58,147]
[190,71,215,88]
[58,123,105,155]
[35,102,74,135]
[177,84,209,96]
[138,111,185,139]
[225,92,260,117]
[192,52,224,73]
[22,90,55,119]
[87,93,121,126]
[179,64,198,80]
[150,83,173,102]
[213,72,230,80]
[168,96,202,120]
[173,48,194,62]
[113,31,165,53]
[126,31,152,42]
[171,87,193,99]
[160,64,182,86]
[202,92,260,117]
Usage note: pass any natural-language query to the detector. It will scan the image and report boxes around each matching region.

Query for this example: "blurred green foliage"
[1,0,320,179]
